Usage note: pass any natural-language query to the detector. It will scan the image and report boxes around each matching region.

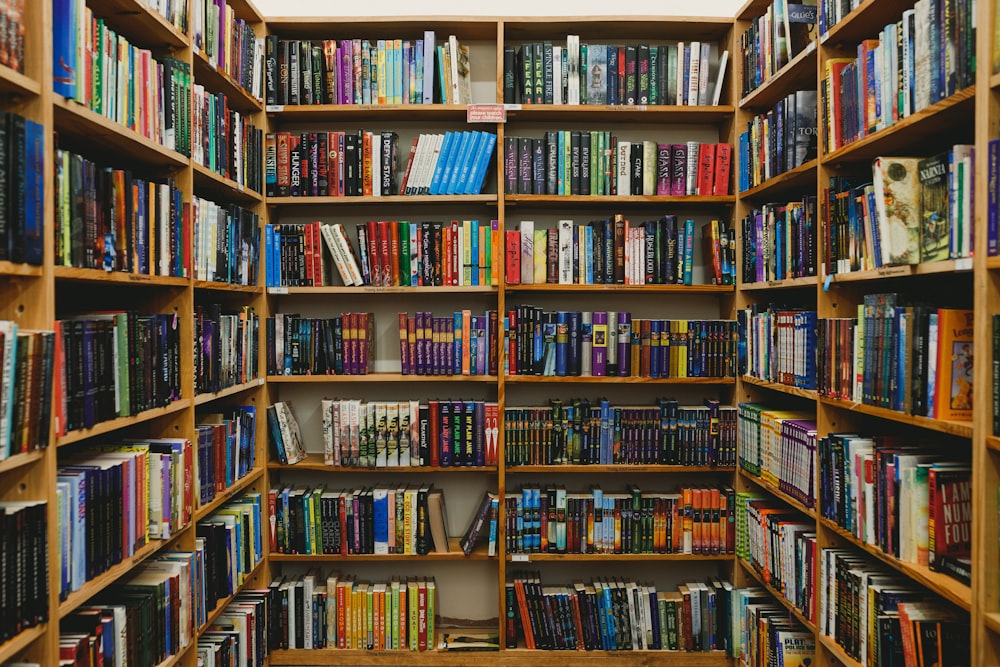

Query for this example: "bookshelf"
[4,3,1000,666]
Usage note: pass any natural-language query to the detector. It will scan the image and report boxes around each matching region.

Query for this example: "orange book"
[933,308,974,420]
[461,309,472,375]
[491,220,500,286]
[513,577,535,649]
[691,488,703,554]
[696,143,716,195]
[710,488,721,554]
[672,497,682,553]
[682,487,693,553]
[362,131,374,196]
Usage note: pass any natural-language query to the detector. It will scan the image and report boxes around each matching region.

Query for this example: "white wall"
[255,0,743,17]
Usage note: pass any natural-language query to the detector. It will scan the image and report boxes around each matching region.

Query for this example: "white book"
[580,311,593,375]
[567,35,579,104]
[697,42,711,105]
[712,50,729,106]
[687,41,700,106]
[558,219,573,283]
[685,141,700,195]
[519,220,534,284]
[902,10,914,117]
[642,140,656,195]
[319,223,355,286]
[419,133,445,193]
[913,0,930,111]
[552,46,563,105]
[449,35,461,103]
[405,133,430,194]
[616,140,631,196]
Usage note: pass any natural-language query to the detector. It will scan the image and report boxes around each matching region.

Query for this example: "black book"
[519,44,533,104]
[624,45,638,105]
[580,133,591,195]
[542,41,554,103]
[381,131,398,194]
[531,138,544,194]
[343,132,359,196]
[517,137,532,194]
[503,46,516,103]
[630,143,642,195]
[570,131,581,195]
[637,44,650,104]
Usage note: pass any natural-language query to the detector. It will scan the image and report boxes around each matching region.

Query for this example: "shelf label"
[266,105,284,113]
[875,266,910,278]
[503,103,522,111]
[955,257,973,271]
[511,554,529,562]
[258,378,265,386]
[467,104,507,123]
[268,287,289,295]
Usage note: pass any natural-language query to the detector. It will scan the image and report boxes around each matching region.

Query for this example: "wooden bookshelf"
[819,0,914,47]
[268,459,498,473]
[507,552,732,562]
[192,280,264,293]
[504,194,736,207]
[199,558,268,631]
[740,375,819,400]
[192,48,264,113]
[817,634,864,667]
[53,265,191,286]
[738,558,816,633]
[192,161,265,205]
[0,260,43,277]
[826,258,974,283]
[0,449,46,476]
[55,399,193,447]
[0,63,41,98]
[0,626,48,665]
[266,194,498,206]
[504,104,735,123]
[505,283,733,293]
[89,0,189,49]
[264,103,471,121]
[738,276,817,291]
[507,464,735,474]
[58,539,170,618]
[267,373,499,383]
[739,42,816,110]
[738,468,817,519]
[270,538,491,561]
[738,158,818,201]
[194,468,267,522]
[503,375,736,385]
[271,648,735,666]
[266,285,498,294]
[818,396,973,438]
[193,379,266,405]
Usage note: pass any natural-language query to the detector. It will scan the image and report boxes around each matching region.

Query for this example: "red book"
[928,465,972,568]
[268,489,278,551]
[397,135,419,195]
[310,221,324,286]
[428,400,441,467]
[365,220,379,286]
[378,220,391,287]
[389,222,401,286]
[713,143,732,195]
[505,230,520,285]
[696,143,716,195]
[450,220,460,286]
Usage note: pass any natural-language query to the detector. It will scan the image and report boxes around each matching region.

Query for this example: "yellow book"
[462,309,472,375]
[478,223,487,285]
[408,578,419,650]
[377,40,387,104]
[533,228,547,283]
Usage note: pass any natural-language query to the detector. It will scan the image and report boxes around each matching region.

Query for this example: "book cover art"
[586,44,608,105]
[928,465,971,569]
[918,152,950,262]
[775,629,815,667]
[873,156,921,265]
[933,308,973,420]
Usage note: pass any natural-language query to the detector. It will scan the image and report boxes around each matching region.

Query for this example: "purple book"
[440,401,452,467]
[592,311,608,376]
[754,213,765,282]
[358,313,369,375]
[617,311,631,376]
[432,316,444,376]
[670,144,687,196]
[444,317,455,376]
[414,311,426,375]
[474,316,487,375]
[340,40,353,104]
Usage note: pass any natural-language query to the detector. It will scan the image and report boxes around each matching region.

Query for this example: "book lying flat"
[438,632,501,651]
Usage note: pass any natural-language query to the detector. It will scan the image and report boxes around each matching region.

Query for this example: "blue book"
[607,45,619,105]
[683,218,695,285]
[650,319,662,378]
[568,311,580,375]
[446,131,478,195]
[373,488,389,552]
[555,311,569,376]
[52,0,78,99]
[465,132,497,195]
[599,399,612,464]
[557,131,566,194]
[422,31,436,103]
[453,131,484,195]
[420,132,459,195]
[264,225,274,286]
[453,311,463,375]
[585,227,594,283]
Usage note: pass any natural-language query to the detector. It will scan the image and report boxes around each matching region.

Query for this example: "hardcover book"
[918,151,951,262]
[873,156,921,265]
[933,308,973,421]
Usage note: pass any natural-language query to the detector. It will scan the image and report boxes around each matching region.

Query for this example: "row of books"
[397,310,498,377]
[816,303,973,421]
[321,398,500,468]
[738,306,818,390]
[0,111,43,265]
[196,406,256,507]
[269,572,437,651]
[54,312,183,435]
[193,304,259,395]
[503,39,728,106]
[506,574,735,651]
[741,197,819,284]
[822,1,975,154]
[739,1,816,97]
[0,499,46,642]
[819,548,969,666]
[818,434,971,585]
[504,399,738,468]
[737,89,818,192]
[54,148,187,275]
[268,484,452,556]
[268,219,501,289]
[54,312,183,434]
[146,0,186,33]
[266,312,376,377]
[398,131,496,196]
[0,0,24,74]
[196,493,265,609]
[193,86,264,193]
[737,494,817,623]
[196,590,274,667]
[190,196,260,285]
[52,6,191,154]
[507,309,739,379]
[507,216,733,287]
[506,485,736,556]
[267,401,306,465]
[191,0,263,98]
[0,324,54,458]
[265,33,471,106]
[737,404,817,510]
[736,596,814,667]
[56,439,194,598]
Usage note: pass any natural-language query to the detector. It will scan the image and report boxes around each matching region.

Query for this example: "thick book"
[918,151,951,262]
[932,308,973,421]
[873,156,921,265]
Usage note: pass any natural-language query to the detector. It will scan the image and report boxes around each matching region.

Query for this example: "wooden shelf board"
[740,375,819,400]
[505,283,733,294]
[739,42,816,110]
[271,647,733,665]
[736,0,771,20]
[200,558,267,631]
[507,552,732,562]
[738,469,817,519]
[504,194,735,207]
[268,458,497,473]
[0,624,47,664]
[739,276,817,291]
[738,158,818,201]
[267,285,497,295]
[53,265,190,286]
[0,261,43,277]
[501,16,733,42]
[984,612,1000,636]
[986,435,1000,453]
[89,0,188,49]
[225,0,265,24]
[826,259,973,284]
[59,538,168,617]
[0,63,40,98]
[191,162,264,204]
[53,96,189,169]
[507,464,735,474]
[266,16,501,40]
[266,103,470,121]
[738,559,816,633]
[818,634,864,667]
[821,87,976,164]
[819,517,971,611]
[192,49,264,113]
[270,538,490,561]
[194,379,264,406]
[192,280,263,293]
[56,399,192,447]
[504,375,735,385]
[820,0,914,47]
[194,468,266,522]
[504,105,735,123]
[150,642,191,667]
[266,195,498,206]
[818,396,972,438]
[267,374,498,383]
[0,449,45,477]
[984,254,1000,270]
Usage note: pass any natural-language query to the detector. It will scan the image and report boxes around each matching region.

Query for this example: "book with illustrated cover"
[917,152,950,262]
[933,308,973,421]
[873,156,921,265]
